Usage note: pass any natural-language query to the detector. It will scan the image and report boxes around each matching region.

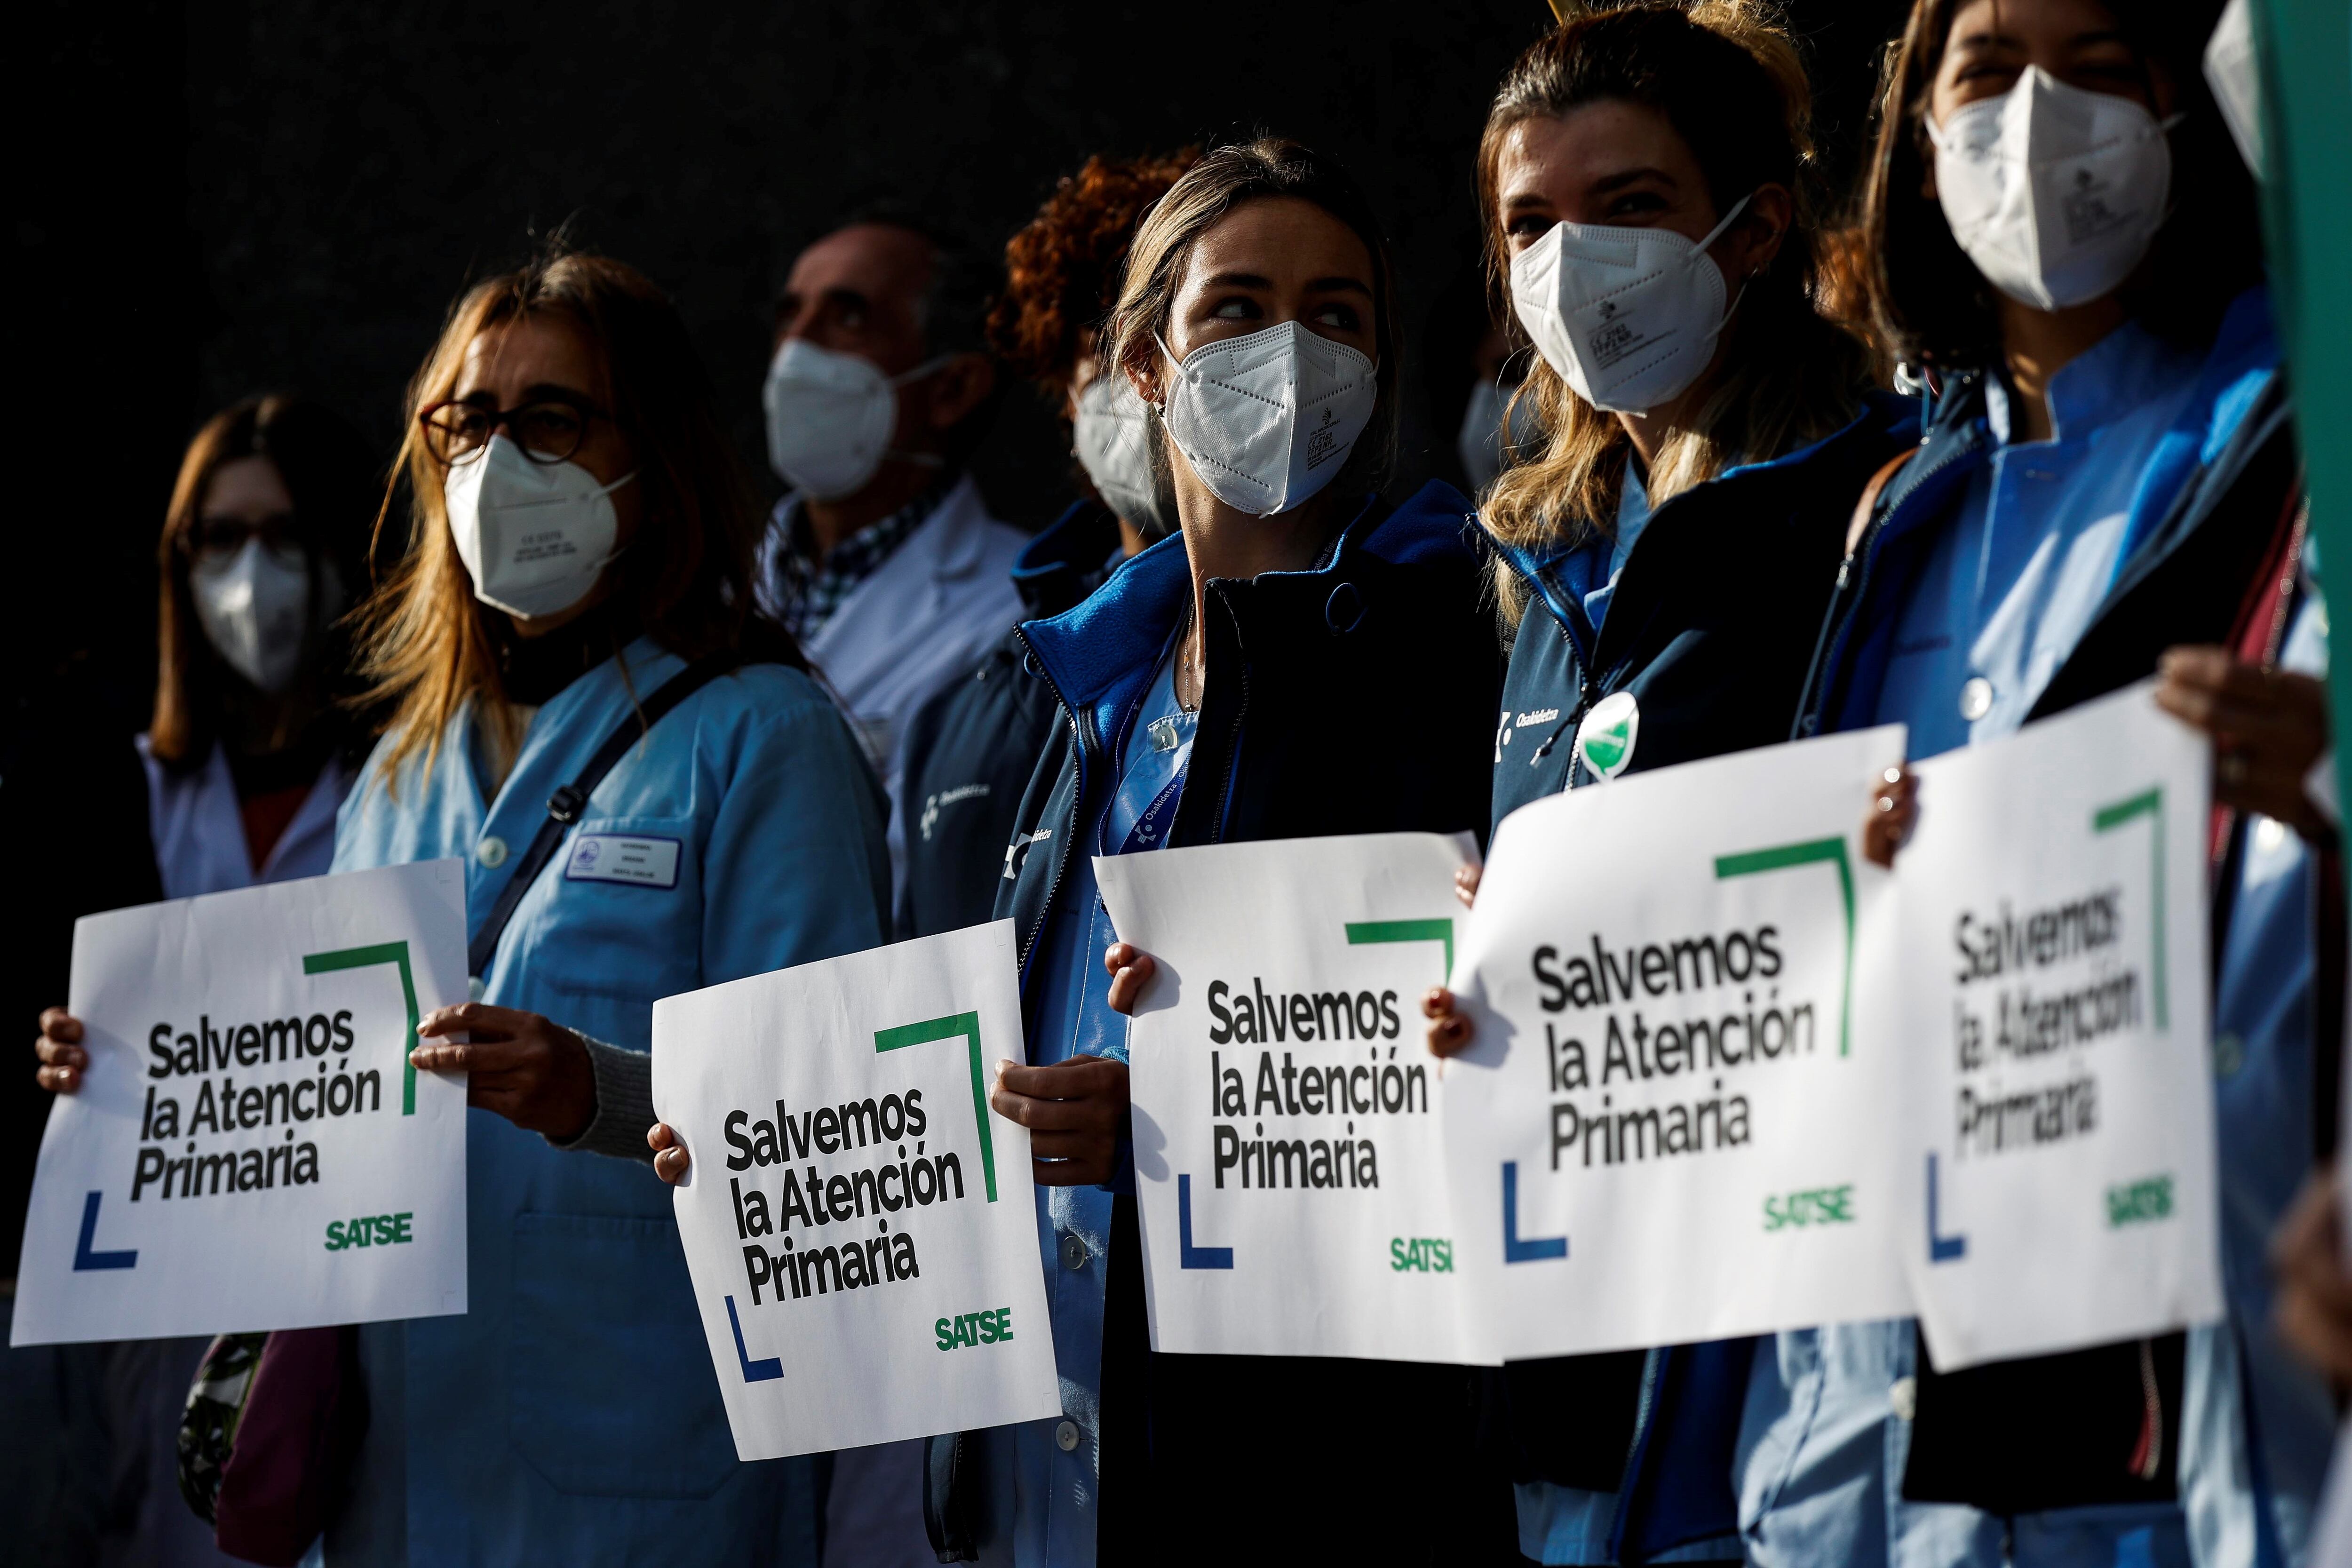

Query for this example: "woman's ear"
[1726,183,1796,281]
[1125,355,1162,410]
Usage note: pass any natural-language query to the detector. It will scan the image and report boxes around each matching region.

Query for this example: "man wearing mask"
[895,149,1196,946]
[755,208,1020,1568]
[757,209,1026,884]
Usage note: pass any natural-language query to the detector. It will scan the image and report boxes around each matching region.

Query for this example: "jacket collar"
[1017,480,1479,751]
[1010,501,1125,619]
[773,470,996,584]
[1493,390,1923,646]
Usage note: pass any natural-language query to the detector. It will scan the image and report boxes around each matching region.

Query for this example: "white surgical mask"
[191,538,320,695]
[444,434,634,619]
[1508,194,1753,415]
[1072,372,1175,539]
[1155,319,1377,517]
[2204,0,2263,178]
[763,338,947,501]
[1456,375,1542,493]
[1929,66,2176,312]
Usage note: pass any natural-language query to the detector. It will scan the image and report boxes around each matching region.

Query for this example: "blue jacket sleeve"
[698,673,893,986]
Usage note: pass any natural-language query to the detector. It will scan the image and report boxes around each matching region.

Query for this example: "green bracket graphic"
[1345,919,1455,975]
[874,1012,997,1202]
[302,941,420,1114]
[2092,787,2168,1030]
[1714,837,1855,1057]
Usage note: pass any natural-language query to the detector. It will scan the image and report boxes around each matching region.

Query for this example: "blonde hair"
[1478,0,1875,625]
[357,245,781,788]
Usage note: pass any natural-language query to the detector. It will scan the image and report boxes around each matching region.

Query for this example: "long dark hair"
[1861,0,2262,368]
[358,242,798,783]
[150,394,378,765]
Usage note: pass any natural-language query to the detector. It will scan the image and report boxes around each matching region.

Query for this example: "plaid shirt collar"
[772,476,954,641]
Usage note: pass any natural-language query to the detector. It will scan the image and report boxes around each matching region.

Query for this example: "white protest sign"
[12,861,469,1346]
[653,920,1060,1460]
[1096,832,1493,1364]
[1445,728,1913,1359]
[1894,683,2220,1368]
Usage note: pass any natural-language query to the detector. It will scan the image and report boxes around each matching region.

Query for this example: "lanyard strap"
[466,652,741,982]
[1116,766,1188,854]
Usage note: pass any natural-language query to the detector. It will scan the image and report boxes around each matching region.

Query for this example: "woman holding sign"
[1065,135,1520,1565]
[652,138,1512,1564]
[1414,5,1913,1562]
[38,245,894,1565]
[1782,0,2314,1563]
[30,393,379,1566]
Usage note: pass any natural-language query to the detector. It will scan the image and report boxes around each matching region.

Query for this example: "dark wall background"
[17,0,1907,738]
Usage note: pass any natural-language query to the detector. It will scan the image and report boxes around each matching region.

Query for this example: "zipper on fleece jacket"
[1010,625,1092,983]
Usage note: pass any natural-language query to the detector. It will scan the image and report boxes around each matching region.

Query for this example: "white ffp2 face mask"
[191,538,321,695]
[763,338,947,502]
[1072,372,1174,539]
[1456,376,1543,493]
[1155,319,1377,518]
[1509,194,1752,415]
[444,434,635,619]
[1929,66,2175,312]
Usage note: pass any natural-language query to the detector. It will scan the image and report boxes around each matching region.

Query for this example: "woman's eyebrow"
[1304,276,1373,298]
[1947,25,2026,53]
[1196,270,1275,291]
[1591,167,1676,194]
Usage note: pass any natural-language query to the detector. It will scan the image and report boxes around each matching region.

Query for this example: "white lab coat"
[135,734,351,899]
[759,472,1027,883]
[98,734,352,1568]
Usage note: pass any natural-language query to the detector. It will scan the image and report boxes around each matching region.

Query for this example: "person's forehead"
[786,222,937,304]
[1501,103,1693,192]
[1184,196,1372,279]
[456,313,599,395]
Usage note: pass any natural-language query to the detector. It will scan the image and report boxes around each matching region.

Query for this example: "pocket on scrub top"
[526,814,702,1002]
[508,1211,737,1499]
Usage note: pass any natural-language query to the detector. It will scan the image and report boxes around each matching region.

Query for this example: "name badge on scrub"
[563,834,682,889]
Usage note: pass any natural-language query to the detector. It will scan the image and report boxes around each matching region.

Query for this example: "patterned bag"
[177,1332,268,1521]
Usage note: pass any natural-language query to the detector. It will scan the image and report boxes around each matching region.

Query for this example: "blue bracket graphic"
[72,1192,136,1272]
[1177,1174,1233,1269]
[1927,1154,1968,1264]
[1502,1162,1567,1263]
[726,1295,783,1382]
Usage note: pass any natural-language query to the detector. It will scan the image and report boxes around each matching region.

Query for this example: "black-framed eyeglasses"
[188,510,306,563]
[419,395,607,466]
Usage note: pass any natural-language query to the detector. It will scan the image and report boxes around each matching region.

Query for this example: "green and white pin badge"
[1575,690,1639,781]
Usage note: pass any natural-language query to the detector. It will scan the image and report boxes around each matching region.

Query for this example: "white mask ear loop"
[882,354,958,470]
[1150,331,1184,415]
[1691,191,1759,351]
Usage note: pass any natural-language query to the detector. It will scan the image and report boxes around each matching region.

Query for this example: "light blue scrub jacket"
[324,636,891,1567]
[1746,302,2280,1568]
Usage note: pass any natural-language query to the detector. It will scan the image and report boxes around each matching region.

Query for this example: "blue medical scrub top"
[985,638,1192,1568]
[325,637,890,1567]
[1873,321,2204,761]
[1741,321,2242,1568]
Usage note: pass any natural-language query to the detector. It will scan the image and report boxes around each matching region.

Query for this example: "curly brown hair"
[986,148,1200,401]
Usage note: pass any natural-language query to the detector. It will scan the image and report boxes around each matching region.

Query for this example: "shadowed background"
[4,0,1903,1269]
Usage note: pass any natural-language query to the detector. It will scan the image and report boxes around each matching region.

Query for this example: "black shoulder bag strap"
[466,653,740,983]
